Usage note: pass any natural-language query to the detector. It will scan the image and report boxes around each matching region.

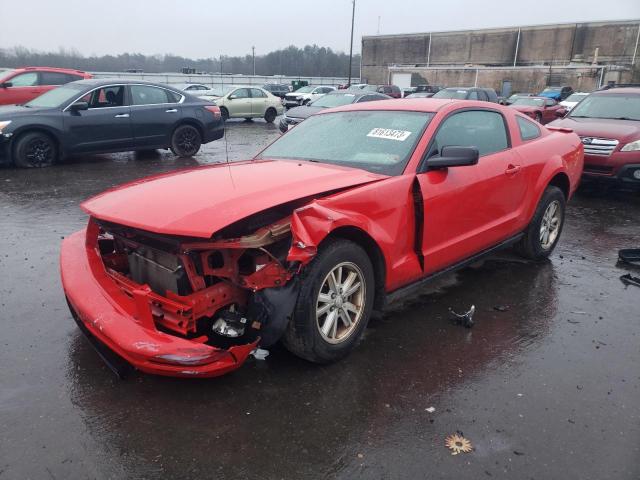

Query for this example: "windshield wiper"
[600,117,638,121]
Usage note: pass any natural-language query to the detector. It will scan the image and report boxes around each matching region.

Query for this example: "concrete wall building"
[361,20,640,95]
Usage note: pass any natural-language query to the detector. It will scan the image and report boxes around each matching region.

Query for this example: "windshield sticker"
[367,128,412,141]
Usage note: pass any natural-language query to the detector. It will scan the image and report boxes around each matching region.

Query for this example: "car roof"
[70,78,179,88]
[319,98,478,114]
[595,87,640,95]
[13,66,88,74]
[325,90,384,99]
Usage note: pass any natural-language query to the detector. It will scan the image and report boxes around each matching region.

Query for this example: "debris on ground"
[445,433,473,455]
[620,273,640,288]
[449,305,475,328]
[425,406,436,413]
[618,249,640,268]
[250,348,270,360]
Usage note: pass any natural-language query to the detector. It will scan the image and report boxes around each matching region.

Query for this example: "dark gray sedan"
[0,79,224,167]
[279,91,390,133]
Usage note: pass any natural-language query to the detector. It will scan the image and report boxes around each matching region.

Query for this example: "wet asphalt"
[1,117,639,480]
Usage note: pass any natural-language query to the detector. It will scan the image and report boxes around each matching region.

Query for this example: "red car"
[508,96,566,124]
[60,99,583,378]
[0,67,92,105]
[549,87,640,186]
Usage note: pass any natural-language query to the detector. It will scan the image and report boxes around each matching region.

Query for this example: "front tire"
[14,132,57,168]
[170,124,201,157]
[264,108,277,123]
[516,186,565,260]
[282,239,375,364]
[220,107,229,122]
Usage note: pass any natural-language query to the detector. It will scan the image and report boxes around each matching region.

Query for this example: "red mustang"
[508,96,566,124]
[60,99,583,378]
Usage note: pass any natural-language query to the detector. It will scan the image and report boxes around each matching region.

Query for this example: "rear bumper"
[203,121,225,144]
[60,229,257,378]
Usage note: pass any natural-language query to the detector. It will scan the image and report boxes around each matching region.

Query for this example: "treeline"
[0,45,361,77]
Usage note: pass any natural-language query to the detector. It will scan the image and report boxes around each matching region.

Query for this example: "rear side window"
[131,85,171,105]
[468,91,479,100]
[250,88,267,98]
[40,72,74,85]
[433,110,509,157]
[517,116,541,141]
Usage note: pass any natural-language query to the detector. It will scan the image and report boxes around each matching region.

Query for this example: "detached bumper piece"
[61,230,258,378]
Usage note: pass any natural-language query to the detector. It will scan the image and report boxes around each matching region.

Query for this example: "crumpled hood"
[81,159,386,238]
[549,117,640,143]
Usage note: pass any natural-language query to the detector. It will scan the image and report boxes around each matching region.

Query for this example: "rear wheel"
[170,124,201,157]
[516,186,565,260]
[264,108,277,123]
[14,132,57,168]
[282,239,375,364]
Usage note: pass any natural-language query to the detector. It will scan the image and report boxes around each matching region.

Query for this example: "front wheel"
[515,186,565,260]
[170,124,201,157]
[14,132,57,168]
[282,239,375,364]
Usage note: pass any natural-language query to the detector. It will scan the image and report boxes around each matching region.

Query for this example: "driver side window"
[432,110,509,157]
[80,86,126,108]
[9,72,38,87]
[231,88,250,99]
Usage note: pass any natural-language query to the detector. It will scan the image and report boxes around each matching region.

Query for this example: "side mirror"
[228,95,236,100]
[555,108,567,117]
[0,81,12,88]
[69,101,89,112]
[427,146,479,169]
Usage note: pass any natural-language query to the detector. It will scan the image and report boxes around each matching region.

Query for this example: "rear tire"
[282,239,375,364]
[515,186,565,260]
[264,108,277,123]
[170,124,201,157]
[14,131,57,168]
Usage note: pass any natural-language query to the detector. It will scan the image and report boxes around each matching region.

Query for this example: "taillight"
[205,105,221,120]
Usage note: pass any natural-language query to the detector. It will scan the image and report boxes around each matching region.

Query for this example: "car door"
[63,84,133,153]
[129,84,183,147]
[416,109,529,274]
[250,88,268,116]
[226,88,252,117]
[1,71,41,105]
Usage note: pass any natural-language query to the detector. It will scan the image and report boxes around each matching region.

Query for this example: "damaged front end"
[62,211,305,378]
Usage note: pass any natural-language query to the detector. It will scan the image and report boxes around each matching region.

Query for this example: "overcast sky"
[0,0,638,58]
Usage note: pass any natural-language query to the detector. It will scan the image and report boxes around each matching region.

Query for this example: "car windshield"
[295,86,314,93]
[512,98,545,107]
[569,94,640,120]
[564,93,588,103]
[257,110,434,175]
[433,89,469,99]
[24,84,86,108]
[310,93,357,107]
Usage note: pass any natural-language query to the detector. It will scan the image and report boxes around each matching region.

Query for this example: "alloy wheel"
[539,200,561,249]
[316,262,366,344]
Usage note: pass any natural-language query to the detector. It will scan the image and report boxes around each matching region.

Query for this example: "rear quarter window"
[517,116,541,141]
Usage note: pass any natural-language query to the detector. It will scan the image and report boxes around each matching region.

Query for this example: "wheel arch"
[320,225,387,310]
[172,119,204,142]
[547,172,570,199]
[11,126,63,160]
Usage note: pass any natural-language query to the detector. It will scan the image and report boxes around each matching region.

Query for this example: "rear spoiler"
[546,126,573,133]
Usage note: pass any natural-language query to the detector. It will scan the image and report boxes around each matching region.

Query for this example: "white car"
[560,92,589,111]
[283,85,336,108]
[174,83,219,97]
[200,85,283,122]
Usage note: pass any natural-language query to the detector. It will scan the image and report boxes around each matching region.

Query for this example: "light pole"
[252,46,256,76]
[347,0,356,87]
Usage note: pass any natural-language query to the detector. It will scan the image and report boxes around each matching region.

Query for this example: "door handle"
[165,109,178,113]
[505,164,521,175]
[114,113,129,118]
